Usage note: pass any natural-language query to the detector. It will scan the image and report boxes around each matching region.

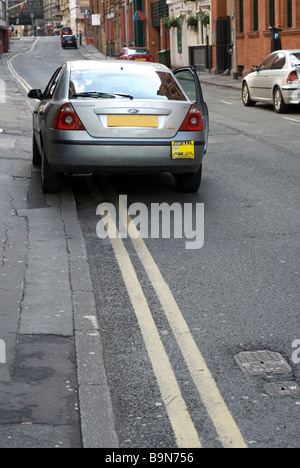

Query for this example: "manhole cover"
[264,381,300,397]
[234,350,292,375]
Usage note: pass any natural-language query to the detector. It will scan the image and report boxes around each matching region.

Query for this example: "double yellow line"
[6,38,39,97]
[88,177,247,449]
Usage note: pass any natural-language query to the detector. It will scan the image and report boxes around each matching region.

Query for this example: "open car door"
[173,66,209,153]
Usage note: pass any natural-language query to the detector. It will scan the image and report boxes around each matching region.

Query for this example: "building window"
[238,0,244,33]
[269,0,275,27]
[287,0,293,28]
[0,0,6,20]
[253,0,258,31]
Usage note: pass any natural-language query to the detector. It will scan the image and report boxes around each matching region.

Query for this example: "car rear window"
[290,52,300,67]
[128,48,150,55]
[70,70,187,101]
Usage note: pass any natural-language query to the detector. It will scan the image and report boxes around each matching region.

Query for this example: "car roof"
[269,49,300,54]
[67,60,170,73]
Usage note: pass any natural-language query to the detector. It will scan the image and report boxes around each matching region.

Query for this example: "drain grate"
[264,381,300,397]
[234,350,292,375]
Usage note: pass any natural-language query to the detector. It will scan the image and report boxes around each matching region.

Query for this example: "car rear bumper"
[281,85,300,105]
[46,132,205,175]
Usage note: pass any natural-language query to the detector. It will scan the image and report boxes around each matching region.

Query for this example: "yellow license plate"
[172,141,194,159]
[107,115,158,128]
[135,58,146,61]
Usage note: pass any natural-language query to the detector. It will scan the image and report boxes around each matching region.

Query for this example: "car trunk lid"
[71,100,191,139]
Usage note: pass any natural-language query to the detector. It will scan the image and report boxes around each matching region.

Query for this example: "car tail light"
[287,70,299,84]
[179,104,203,131]
[52,103,85,131]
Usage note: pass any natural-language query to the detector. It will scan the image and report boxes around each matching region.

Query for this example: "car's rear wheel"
[273,87,288,113]
[32,135,42,166]
[242,82,255,107]
[174,165,202,193]
[41,149,64,193]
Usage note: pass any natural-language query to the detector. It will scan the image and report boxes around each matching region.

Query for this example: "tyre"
[174,165,202,193]
[41,149,64,193]
[32,135,42,166]
[242,82,255,107]
[273,87,288,113]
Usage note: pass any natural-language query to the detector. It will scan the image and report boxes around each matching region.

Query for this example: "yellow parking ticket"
[172,141,194,159]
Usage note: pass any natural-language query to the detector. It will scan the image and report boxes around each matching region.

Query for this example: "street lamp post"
[124,0,128,47]
[232,0,238,79]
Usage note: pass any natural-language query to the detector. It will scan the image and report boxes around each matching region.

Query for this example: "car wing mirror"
[251,65,259,72]
[28,89,43,100]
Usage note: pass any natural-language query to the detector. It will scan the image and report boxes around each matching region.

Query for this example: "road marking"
[282,116,300,124]
[87,178,202,448]
[221,100,234,106]
[92,177,247,448]
[6,38,39,103]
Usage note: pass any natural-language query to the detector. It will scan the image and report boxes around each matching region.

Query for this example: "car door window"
[271,53,286,70]
[259,54,276,71]
[43,67,62,100]
[173,68,200,103]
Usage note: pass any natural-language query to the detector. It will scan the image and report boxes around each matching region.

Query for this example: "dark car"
[61,35,77,49]
[117,47,155,62]
[61,27,72,36]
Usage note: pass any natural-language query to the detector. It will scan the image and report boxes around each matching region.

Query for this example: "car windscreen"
[69,70,187,101]
[290,52,300,67]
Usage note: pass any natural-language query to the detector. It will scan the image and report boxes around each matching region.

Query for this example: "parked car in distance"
[117,47,155,62]
[242,49,300,113]
[61,27,72,36]
[27,61,209,194]
[61,35,77,49]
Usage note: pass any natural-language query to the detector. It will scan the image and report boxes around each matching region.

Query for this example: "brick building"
[211,0,300,76]
[86,0,168,58]
[0,0,8,54]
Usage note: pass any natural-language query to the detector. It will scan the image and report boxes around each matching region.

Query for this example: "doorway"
[216,16,232,73]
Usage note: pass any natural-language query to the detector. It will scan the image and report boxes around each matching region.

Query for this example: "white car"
[242,49,300,113]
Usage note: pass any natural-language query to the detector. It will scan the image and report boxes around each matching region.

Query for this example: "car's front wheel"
[174,165,202,193]
[273,87,288,113]
[41,149,64,193]
[242,82,255,107]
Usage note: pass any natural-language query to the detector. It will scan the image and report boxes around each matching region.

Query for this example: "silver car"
[28,61,209,193]
[242,49,300,113]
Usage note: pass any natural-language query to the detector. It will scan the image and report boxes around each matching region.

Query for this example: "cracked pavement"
[0,51,82,447]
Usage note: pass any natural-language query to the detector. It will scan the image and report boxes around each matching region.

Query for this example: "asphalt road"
[10,36,300,448]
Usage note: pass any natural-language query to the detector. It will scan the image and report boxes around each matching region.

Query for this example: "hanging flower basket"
[196,9,210,26]
[163,15,184,29]
[163,17,178,29]
[202,13,210,26]
[187,15,198,33]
